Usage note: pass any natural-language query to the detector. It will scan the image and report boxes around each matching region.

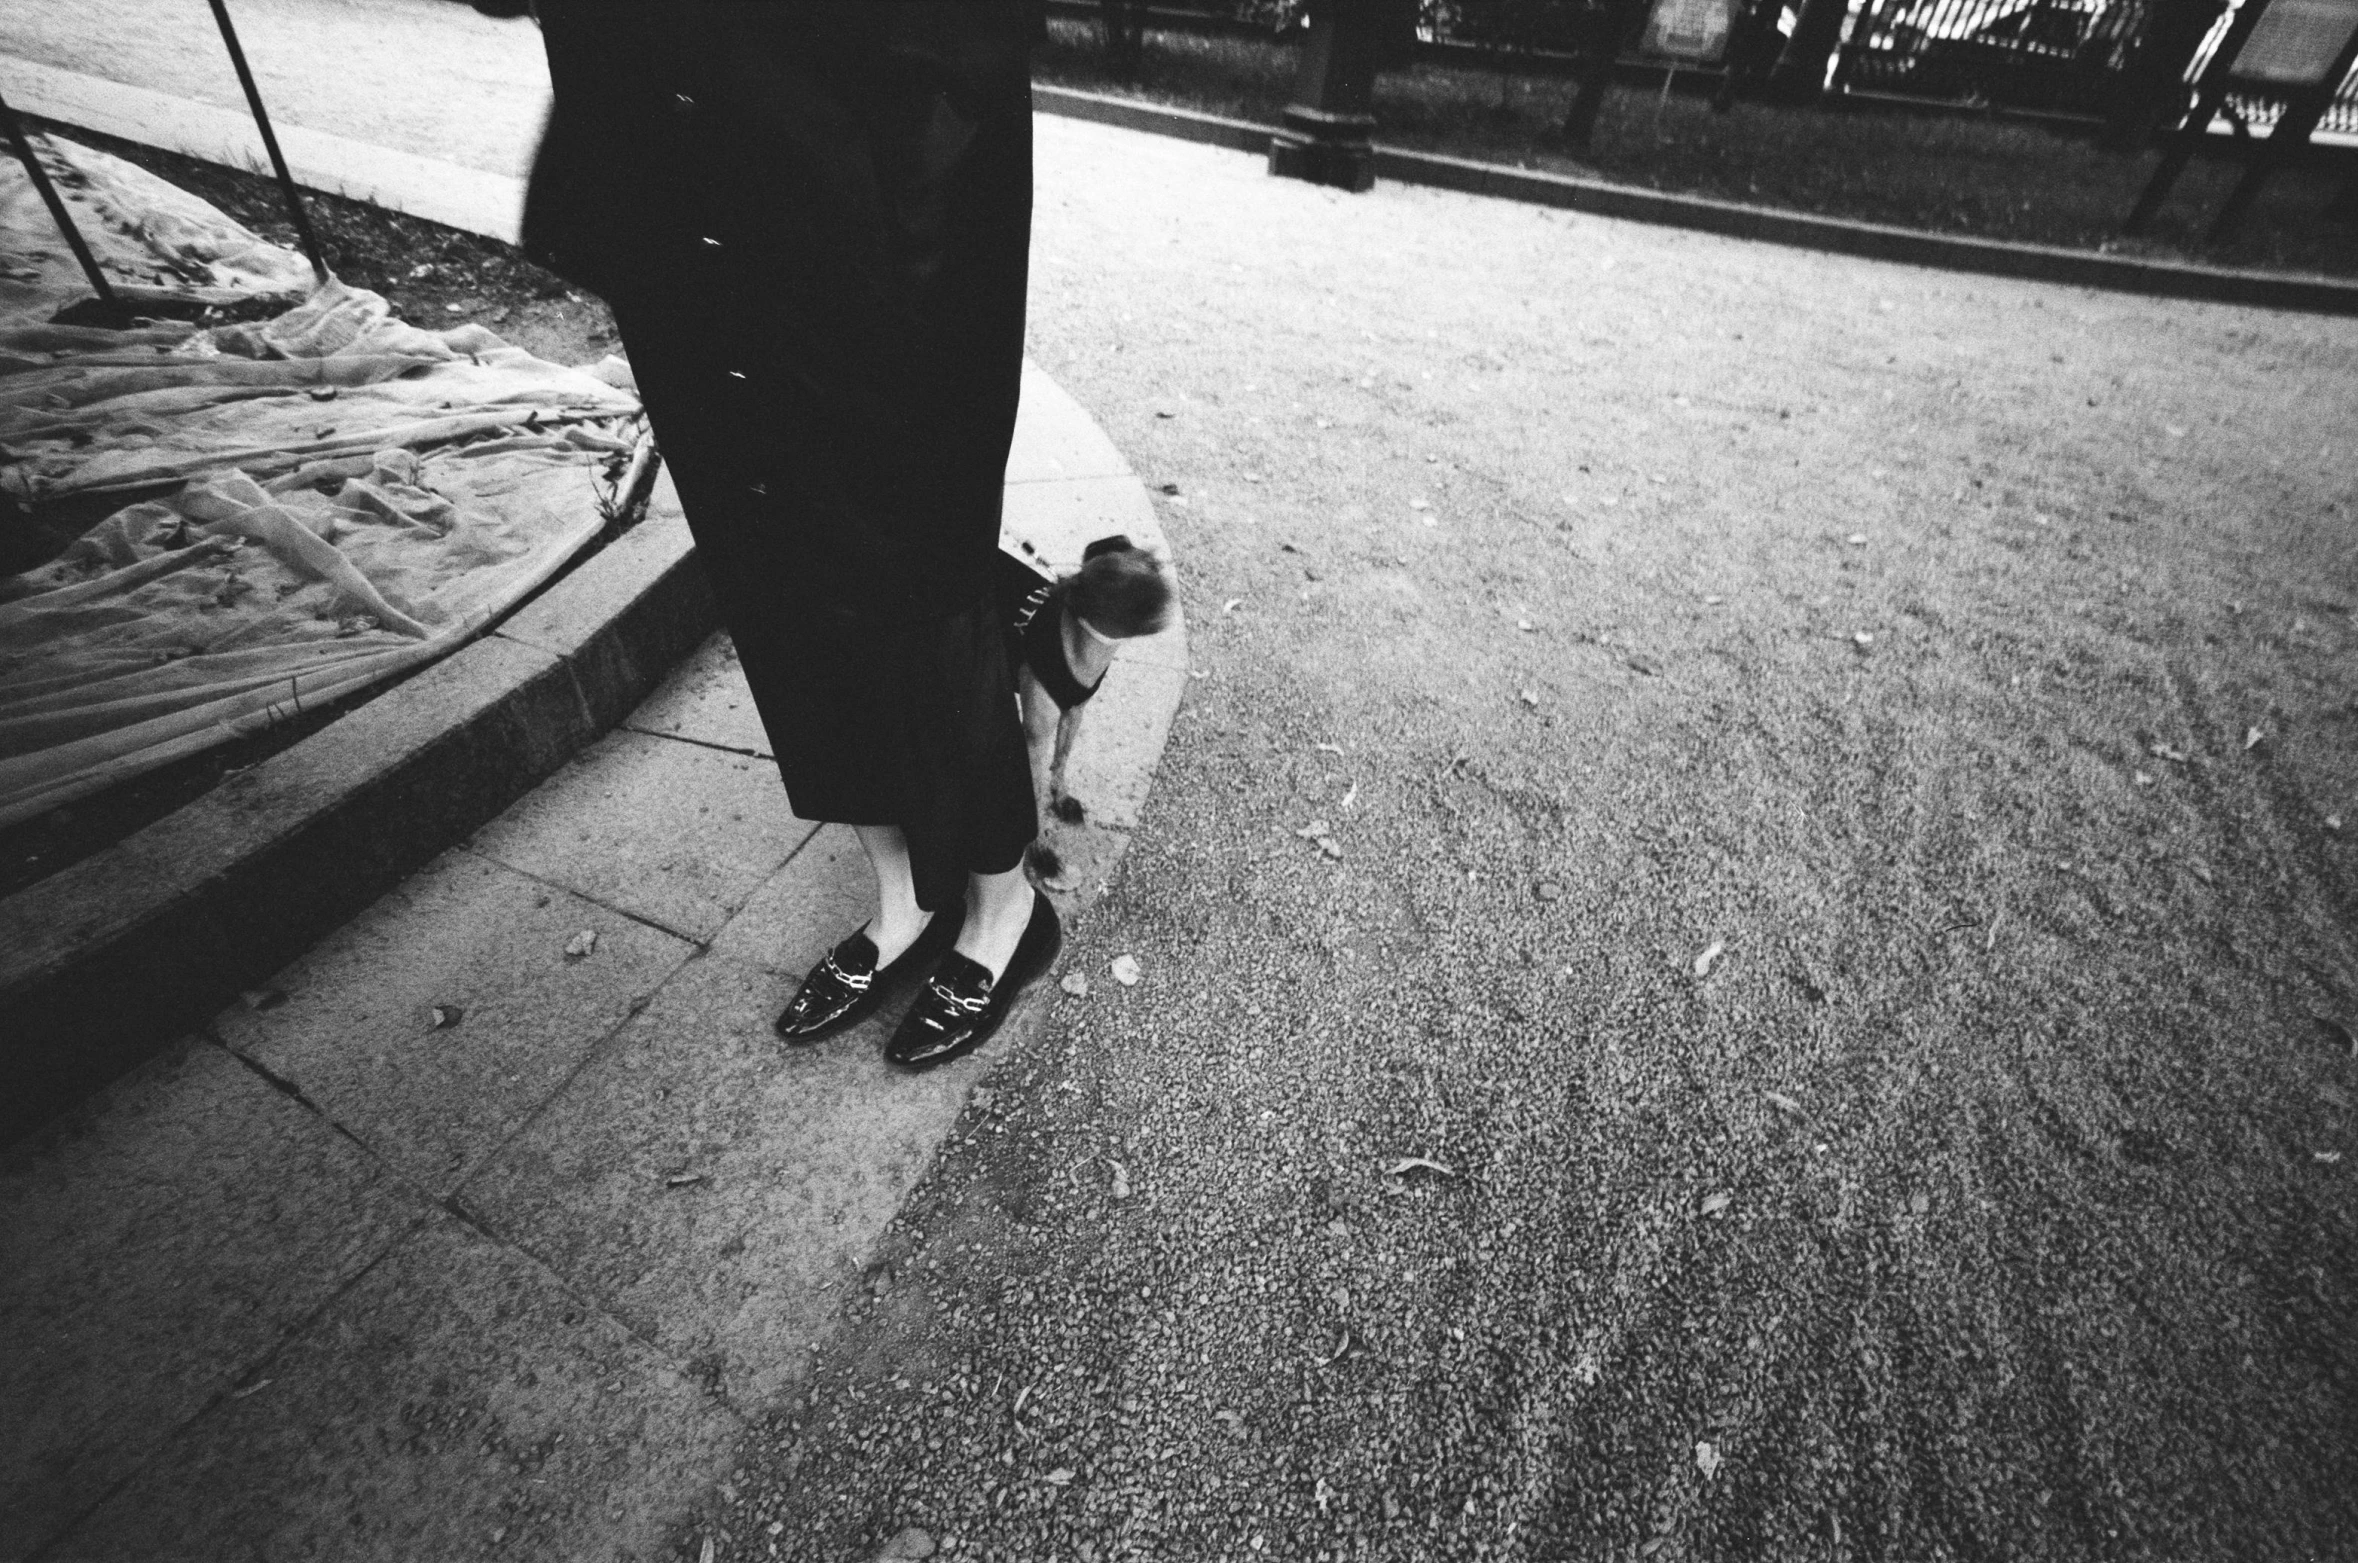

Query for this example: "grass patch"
[1035,18,2358,276]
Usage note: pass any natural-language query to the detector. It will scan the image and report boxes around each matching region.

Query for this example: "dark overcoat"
[522,2,1041,909]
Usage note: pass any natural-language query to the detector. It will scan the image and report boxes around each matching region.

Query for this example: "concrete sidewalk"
[0,10,1185,1559]
[3,377,1180,1562]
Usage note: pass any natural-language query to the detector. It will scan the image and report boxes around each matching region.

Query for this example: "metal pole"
[206,0,329,286]
[0,84,125,323]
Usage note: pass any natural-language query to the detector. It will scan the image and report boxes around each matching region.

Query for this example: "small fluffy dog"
[999,534,1171,867]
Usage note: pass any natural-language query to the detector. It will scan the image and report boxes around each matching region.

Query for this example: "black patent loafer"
[886,891,1062,1070]
[774,904,963,1044]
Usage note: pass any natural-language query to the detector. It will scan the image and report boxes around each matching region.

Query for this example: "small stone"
[1110,954,1142,987]
[1534,881,1563,902]
[240,988,286,1012]
[880,1526,935,1559]
[563,929,598,960]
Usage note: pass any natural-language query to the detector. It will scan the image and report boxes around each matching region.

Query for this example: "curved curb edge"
[1033,83,2358,316]
[0,485,717,1146]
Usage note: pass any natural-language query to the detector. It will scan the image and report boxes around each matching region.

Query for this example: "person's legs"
[958,863,1036,982]
[855,824,937,967]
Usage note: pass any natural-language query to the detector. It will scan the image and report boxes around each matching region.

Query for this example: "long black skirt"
[549,6,1040,912]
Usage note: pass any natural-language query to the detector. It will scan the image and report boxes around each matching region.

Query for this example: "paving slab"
[45,1208,740,1563]
[456,948,1025,1410]
[704,823,871,979]
[1006,360,1137,486]
[1001,472,1166,573]
[467,731,812,946]
[0,1040,428,1559]
[215,850,700,1199]
[622,633,772,759]
[1056,658,1193,832]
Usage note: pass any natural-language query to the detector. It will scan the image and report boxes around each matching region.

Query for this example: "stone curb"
[0,482,716,1147]
[1033,83,2358,316]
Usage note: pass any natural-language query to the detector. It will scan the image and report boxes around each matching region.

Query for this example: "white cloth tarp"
[0,130,315,327]
[0,137,642,830]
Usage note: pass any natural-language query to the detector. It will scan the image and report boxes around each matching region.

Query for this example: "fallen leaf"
[2150,742,2190,763]
[667,1173,706,1188]
[2316,1014,2356,1057]
[1296,819,1332,839]
[1700,1191,1733,1217]
[1574,1354,1601,1385]
[1693,940,1727,978]
[1315,742,1345,754]
[241,988,286,1012]
[2316,1151,2344,1165]
[1386,1156,1456,1178]
[1315,1328,1352,1367]
[230,1378,274,1400]
[1060,971,1090,997]
[1214,1408,1247,1432]
[1341,781,1359,809]
[1518,689,1541,708]
[2133,770,2155,788]
[1625,655,1661,677]
[1764,1090,1803,1116]
[1318,837,1344,859]
[563,930,597,960]
[1534,880,1564,902]
[1852,631,1874,648]
[1910,1192,1930,1215]
[2327,815,2343,832]
[429,1004,463,1029]
[1044,1467,1076,1486]
[1110,954,1142,986]
[1410,498,1430,511]
[2244,726,2265,751]
[1696,1441,1722,1478]
[1846,533,1868,546]
[1222,598,1244,615]
[700,1540,716,1563]
[1110,1161,1132,1199]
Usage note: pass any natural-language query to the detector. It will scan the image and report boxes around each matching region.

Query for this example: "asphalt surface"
[684,118,2358,1563]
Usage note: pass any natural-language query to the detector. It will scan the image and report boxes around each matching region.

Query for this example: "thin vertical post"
[206,0,329,286]
[0,85,125,323]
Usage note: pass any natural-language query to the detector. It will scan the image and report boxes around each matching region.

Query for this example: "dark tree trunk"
[1553,0,1645,148]
[1100,0,1146,78]
[1712,0,1791,109]
[2098,0,2230,150]
[1767,0,1850,100]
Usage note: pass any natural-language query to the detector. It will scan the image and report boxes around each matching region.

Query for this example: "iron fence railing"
[1834,0,2358,132]
[1054,0,2358,135]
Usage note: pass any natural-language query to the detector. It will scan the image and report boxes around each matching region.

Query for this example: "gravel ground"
[687,118,2358,1563]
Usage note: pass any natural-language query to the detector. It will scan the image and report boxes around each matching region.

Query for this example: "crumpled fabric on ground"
[0,431,628,828]
[0,131,314,327]
[0,161,643,830]
[2,278,639,498]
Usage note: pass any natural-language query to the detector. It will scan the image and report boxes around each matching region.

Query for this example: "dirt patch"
[681,116,2358,1562]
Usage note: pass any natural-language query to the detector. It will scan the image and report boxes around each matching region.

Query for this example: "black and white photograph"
[1,1,2354,1559]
